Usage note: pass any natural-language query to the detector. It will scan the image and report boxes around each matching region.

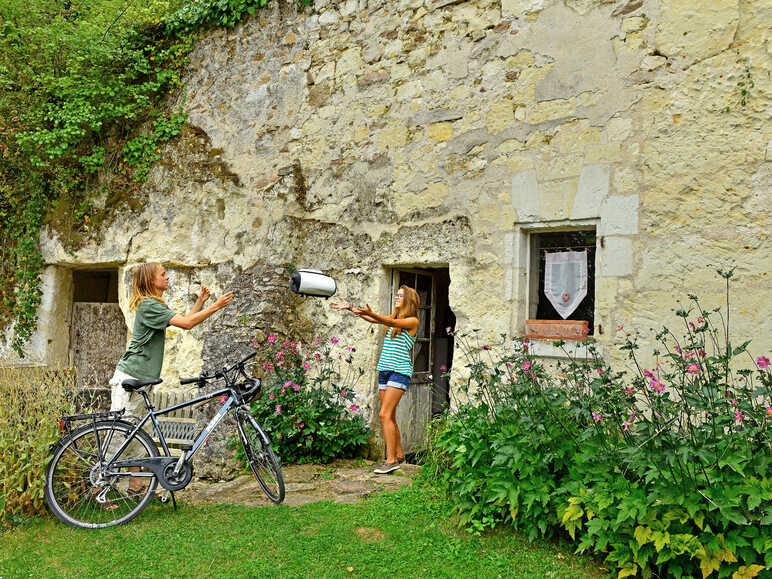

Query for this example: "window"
[527,229,596,337]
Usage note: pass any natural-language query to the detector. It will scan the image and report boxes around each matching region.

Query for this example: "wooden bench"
[149,391,196,453]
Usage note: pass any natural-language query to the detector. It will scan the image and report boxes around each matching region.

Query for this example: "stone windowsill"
[526,338,602,359]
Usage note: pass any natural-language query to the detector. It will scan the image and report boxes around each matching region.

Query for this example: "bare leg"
[379,387,404,463]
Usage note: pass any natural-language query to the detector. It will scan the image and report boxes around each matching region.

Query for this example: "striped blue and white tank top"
[376,327,417,376]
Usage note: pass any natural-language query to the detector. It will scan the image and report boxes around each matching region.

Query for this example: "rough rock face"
[4,0,770,474]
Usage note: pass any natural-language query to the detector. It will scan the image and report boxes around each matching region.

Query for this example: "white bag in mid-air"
[289,269,337,298]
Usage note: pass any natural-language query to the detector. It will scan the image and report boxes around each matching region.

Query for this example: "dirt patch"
[354,527,387,543]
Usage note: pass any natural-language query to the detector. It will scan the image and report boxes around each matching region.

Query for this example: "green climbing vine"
[0,0,309,357]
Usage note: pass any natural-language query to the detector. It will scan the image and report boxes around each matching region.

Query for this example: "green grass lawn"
[0,483,607,578]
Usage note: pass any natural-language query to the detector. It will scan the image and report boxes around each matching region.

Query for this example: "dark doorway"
[69,269,125,389]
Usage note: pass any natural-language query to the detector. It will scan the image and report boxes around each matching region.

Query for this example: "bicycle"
[44,351,285,529]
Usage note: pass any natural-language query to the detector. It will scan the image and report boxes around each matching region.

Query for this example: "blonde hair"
[386,285,420,338]
[128,262,165,312]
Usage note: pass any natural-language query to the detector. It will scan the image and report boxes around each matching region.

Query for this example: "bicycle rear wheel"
[45,420,159,528]
[236,410,285,503]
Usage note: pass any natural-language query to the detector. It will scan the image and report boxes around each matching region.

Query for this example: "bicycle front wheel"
[45,420,159,528]
[236,411,285,503]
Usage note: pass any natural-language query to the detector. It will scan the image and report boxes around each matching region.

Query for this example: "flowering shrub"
[426,274,771,578]
[248,334,370,464]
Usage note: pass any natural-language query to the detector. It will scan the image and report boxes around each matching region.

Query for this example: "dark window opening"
[73,269,119,303]
[531,230,596,334]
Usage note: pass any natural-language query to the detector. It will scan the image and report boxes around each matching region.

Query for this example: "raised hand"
[330,297,351,311]
[214,291,234,309]
[352,304,374,317]
[198,285,211,303]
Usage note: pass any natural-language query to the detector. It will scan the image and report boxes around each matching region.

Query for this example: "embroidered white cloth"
[544,250,588,319]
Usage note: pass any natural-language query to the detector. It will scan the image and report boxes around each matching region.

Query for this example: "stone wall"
[3,0,770,458]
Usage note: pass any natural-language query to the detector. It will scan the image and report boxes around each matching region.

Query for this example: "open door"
[390,268,453,456]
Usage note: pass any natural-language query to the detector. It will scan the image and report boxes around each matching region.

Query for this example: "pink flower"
[440,365,447,371]
[220,395,228,403]
[276,350,284,359]
[687,363,700,374]
[581,327,590,336]
[757,356,770,369]
[689,322,696,331]
[684,351,695,359]
[275,404,281,414]
[264,363,273,371]
[521,361,531,371]
[283,380,291,389]
[674,345,682,354]
[268,334,276,343]
[445,327,452,335]
[766,407,772,416]
[303,362,310,370]
[643,369,654,378]
[592,411,602,422]
[483,345,490,350]
[314,353,322,360]
[625,386,636,395]
[313,338,320,343]
[350,404,359,412]
[340,390,347,397]
[296,422,305,430]
[269,393,275,400]
[293,383,300,391]
[597,368,604,376]
[331,337,339,344]
[697,316,705,324]
[650,379,665,393]
[734,411,744,422]
[252,338,258,346]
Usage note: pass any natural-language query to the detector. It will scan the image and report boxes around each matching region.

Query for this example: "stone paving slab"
[176,458,419,507]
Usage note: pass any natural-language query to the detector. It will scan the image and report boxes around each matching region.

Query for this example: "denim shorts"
[377,370,411,391]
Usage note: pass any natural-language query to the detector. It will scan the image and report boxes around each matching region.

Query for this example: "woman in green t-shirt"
[109,262,233,420]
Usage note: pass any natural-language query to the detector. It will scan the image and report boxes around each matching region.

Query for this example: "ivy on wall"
[0,0,310,357]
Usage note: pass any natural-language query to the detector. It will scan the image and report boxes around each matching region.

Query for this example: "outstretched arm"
[170,291,233,330]
[353,304,418,333]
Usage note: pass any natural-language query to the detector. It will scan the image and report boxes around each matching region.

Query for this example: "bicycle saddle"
[121,378,162,392]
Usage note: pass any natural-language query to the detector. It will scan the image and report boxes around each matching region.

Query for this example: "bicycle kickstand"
[160,490,178,510]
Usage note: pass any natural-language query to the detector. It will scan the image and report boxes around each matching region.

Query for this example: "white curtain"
[544,250,588,319]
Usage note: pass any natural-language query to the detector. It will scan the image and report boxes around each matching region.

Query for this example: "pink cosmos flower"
[269,393,275,400]
[643,369,654,378]
[674,345,682,354]
[340,390,347,397]
[296,422,305,430]
[331,337,339,344]
[689,322,696,331]
[252,339,258,346]
[314,353,322,360]
[350,404,359,412]
[697,316,705,324]
[757,356,770,369]
[268,334,276,343]
[283,380,291,389]
[483,345,490,350]
[264,363,273,371]
[734,411,744,422]
[303,362,310,370]
[440,365,447,371]
[275,404,281,414]
[766,407,772,416]
[625,386,636,395]
[650,379,665,393]
[276,350,284,359]
[293,384,300,391]
[687,363,700,374]
[597,368,604,376]
[592,411,602,422]
[684,351,695,359]
[220,395,228,403]
[522,361,531,371]
[313,338,320,343]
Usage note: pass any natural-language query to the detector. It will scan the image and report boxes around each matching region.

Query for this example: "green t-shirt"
[116,297,175,380]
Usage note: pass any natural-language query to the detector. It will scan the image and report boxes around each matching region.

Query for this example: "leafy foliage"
[0,0,286,356]
[247,334,371,464]
[0,365,96,526]
[425,275,771,578]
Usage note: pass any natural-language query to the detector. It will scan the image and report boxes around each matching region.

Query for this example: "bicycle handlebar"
[179,350,257,386]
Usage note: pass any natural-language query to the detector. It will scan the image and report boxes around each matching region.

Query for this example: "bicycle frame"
[102,385,245,479]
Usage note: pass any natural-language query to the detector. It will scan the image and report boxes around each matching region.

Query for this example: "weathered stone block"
[501,0,543,18]
[527,98,576,124]
[486,99,515,134]
[599,236,633,277]
[427,121,454,142]
[599,195,639,235]
[376,124,409,151]
[571,164,610,219]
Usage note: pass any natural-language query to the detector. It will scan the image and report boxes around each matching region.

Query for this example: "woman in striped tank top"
[331,286,420,474]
